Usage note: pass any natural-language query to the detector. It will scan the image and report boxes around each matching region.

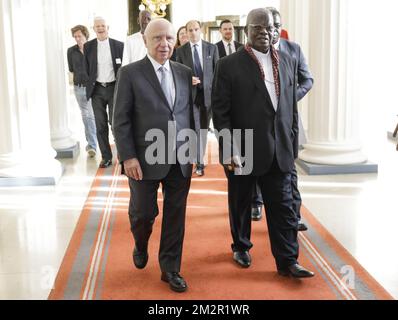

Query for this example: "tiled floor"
[0,97,397,299]
[298,136,398,299]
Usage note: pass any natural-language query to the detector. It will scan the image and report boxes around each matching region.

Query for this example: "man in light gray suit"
[176,20,219,177]
[113,19,194,293]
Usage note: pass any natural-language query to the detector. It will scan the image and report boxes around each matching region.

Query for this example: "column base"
[0,174,63,187]
[0,159,63,187]
[299,143,368,165]
[55,142,80,159]
[296,159,378,175]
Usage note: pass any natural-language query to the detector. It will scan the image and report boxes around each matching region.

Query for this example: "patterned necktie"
[193,44,203,84]
[159,66,174,110]
[228,43,233,55]
[244,44,280,98]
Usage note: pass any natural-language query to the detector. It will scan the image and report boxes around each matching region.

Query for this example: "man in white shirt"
[84,17,124,168]
[215,19,243,59]
[122,10,151,66]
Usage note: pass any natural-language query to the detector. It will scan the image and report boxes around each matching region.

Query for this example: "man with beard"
[215,19,243,59]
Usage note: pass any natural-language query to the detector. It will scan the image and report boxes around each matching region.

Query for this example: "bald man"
[122,10,152,66]
[212,8,314,278]
[84,17,124,168]
[113,19,194,293]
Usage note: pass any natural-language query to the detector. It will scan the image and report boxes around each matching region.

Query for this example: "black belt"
[96,81,116,88]
[75,84,86,88]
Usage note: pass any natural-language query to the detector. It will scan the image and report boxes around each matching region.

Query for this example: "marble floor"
[0,98,398,300]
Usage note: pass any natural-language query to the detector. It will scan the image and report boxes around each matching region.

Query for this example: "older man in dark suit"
[113,19,194,293]
[84,17,124,168]
[176,20,219,177]
[251,7,314,231]
[212,8,314,278]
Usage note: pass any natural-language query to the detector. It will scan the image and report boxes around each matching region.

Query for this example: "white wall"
[346,0,398,156]
[63,0,128,48]
[172,0,280,30]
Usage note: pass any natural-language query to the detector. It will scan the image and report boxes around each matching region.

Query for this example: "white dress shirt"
[147,55,176,106]
[252,48,278,111]
[122,32,147,66]
[97,38,115,83]
[190,40,203,69]
[222,39,236,56]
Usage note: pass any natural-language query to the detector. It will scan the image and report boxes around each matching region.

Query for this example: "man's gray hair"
[93,16,107,24]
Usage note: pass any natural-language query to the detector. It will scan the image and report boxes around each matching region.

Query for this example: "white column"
[42,0,78,152]
[299,0,367,165]
[279,0,311,133]
[0,0,62,184]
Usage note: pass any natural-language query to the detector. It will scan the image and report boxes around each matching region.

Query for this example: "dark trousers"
[91,83,115,161]
[128,164,191,272]
[193,89,211,167]
[253,165,302,221]
[226,158,299,270]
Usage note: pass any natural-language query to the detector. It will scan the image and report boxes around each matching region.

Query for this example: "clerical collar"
[251,47,271,59]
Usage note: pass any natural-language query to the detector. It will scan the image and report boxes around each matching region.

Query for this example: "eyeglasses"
[248,24,275,33]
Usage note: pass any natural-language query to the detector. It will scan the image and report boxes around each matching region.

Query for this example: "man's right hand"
[224,155,243,175]
[192,77,201,86]
[124,158,143,181]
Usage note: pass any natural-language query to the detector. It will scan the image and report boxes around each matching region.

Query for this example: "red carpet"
[49,163,393,300]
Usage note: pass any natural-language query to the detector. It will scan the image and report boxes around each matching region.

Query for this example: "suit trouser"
[252,165,302,221]
[226,158,299,270]
[193,89,211,167]
[128,164,191,272]
[91,83,115,161]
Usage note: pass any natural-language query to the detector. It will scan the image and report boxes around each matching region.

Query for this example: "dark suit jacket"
[113,57,195,180]
[278,39,313,101]
[216,40,243,59]
[84,38,124,99]
[212,49,298,176]
[176,41,219,108]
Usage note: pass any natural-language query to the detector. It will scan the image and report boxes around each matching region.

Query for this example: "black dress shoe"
[161,272,188,293]
[298,222,308,232]
[251,206,262,221]
[233,251,251,268]
[133,247,148,269]
[99,159,112,168]
[278,264,315,278]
